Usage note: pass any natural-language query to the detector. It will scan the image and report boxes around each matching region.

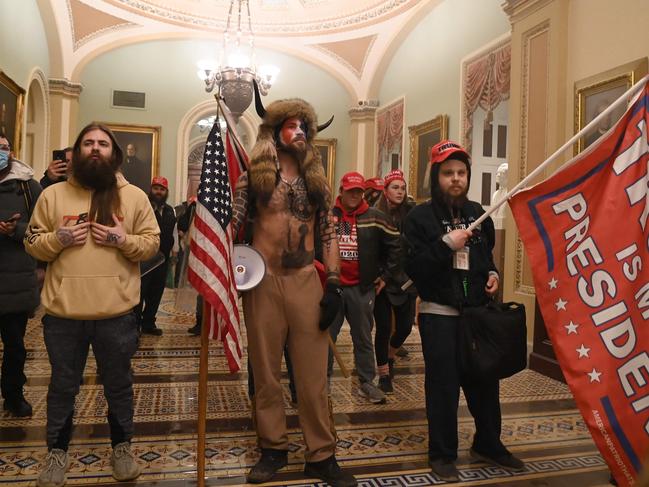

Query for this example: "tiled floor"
[0,289,613,486]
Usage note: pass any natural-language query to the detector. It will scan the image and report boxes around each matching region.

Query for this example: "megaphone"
[232,244,266,291]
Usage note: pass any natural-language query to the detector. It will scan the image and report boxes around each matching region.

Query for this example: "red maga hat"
[429,140,470,165]
[364,177,384,191]
[151,176,169,189]
[340,171,365,191]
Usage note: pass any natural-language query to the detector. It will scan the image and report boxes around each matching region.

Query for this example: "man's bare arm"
[231,172,249,239]
[319,207,340,285]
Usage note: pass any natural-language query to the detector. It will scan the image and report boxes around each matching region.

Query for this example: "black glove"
[319,282,343,330]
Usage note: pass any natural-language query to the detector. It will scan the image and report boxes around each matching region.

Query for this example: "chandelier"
[197,0,279,122]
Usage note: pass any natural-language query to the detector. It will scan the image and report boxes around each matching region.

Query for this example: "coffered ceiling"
[40,0,442,98]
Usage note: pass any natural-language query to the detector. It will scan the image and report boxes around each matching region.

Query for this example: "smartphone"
[52,149,66,162]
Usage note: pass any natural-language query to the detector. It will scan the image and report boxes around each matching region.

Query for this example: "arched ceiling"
[43,0,442,99]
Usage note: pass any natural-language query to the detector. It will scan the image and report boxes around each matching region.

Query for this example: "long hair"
[72,123,124,225]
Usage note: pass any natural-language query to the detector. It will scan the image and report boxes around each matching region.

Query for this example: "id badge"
[453,246,470,270]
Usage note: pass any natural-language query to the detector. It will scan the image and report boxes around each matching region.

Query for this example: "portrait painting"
[408,115,449,202]
[574,58,647,153]
[314,138,337,189]
[102,123,160,192]
[0,71,25,158]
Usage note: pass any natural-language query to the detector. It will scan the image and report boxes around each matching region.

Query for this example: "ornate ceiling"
[41,0,441,99]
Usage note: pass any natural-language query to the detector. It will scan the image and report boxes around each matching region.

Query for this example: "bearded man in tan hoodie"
[25,123,160,487]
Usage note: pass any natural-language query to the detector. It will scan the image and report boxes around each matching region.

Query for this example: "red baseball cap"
[151,176,168,189]
[340,171,365,191]
[430,140,470,165]
[364,177,384,191]
[384,169,405,187]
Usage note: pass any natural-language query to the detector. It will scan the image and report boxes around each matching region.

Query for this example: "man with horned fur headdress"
[231,91,356,486]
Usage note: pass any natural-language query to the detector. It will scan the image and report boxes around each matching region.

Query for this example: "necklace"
[280,175,302,200]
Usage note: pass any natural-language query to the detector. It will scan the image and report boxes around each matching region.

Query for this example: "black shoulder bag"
[458,301,527,383]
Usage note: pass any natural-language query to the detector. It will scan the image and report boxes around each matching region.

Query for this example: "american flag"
[188,119,242,373]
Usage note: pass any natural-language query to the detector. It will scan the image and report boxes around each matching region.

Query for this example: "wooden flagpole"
[196,300,210,486]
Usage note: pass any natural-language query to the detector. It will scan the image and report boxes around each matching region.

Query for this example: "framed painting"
[314,138,337,189]
[102,123,160,192]
[408,115,449,202]
[574,58,647,154]
[0,71,25,158]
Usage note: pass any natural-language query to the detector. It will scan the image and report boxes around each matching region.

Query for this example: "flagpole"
[467,74,649,232]
[197,301,209,487]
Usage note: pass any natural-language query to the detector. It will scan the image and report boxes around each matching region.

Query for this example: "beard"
[433,185,468,212]
[278,137,307,163]
[149,191,168,206]
[71,152,118,191]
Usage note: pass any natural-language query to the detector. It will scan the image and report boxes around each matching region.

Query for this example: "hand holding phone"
[48,150,68,180]
[0,213,20,235]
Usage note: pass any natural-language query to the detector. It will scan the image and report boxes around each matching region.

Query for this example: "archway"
[24,69,50,175]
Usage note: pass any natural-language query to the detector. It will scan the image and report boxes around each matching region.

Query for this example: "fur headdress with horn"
[249,81,334,209]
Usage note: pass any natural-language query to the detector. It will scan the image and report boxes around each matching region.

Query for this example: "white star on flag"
[587,368,602,382]
[576,344,590,358]
[555,298,567,311]
[565,321,579,335]
[548,277,558,289]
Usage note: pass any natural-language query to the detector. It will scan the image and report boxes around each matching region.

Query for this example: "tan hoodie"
[24,173,160,319]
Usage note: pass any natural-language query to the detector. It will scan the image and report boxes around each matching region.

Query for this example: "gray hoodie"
[0,159,42,312]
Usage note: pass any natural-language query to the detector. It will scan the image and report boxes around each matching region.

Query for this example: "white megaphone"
[232,244,266,291]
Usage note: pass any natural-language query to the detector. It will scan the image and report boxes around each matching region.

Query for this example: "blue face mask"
[0,150,9,171]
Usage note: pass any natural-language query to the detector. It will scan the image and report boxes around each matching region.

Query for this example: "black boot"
[247,448,288,483]
[304,455,357,487]
[3,396,32,417]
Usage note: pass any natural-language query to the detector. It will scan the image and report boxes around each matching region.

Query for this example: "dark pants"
[136,259,169,329]
[374,292,415,366]
[0,311,29,401]
[43,313,139,451]
[418,313,508,461]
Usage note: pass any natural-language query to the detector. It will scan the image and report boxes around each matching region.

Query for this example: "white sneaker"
[37,449,69,487]
[358,381,387,404]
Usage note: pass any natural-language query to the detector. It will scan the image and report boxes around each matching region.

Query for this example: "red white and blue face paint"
[279,117,307,147]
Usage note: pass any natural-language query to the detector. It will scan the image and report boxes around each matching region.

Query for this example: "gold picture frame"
[0,71,25,158]
[574,57,648,154]
[408,115,449,202]
[102,123,160,192]
[314,138,337,189]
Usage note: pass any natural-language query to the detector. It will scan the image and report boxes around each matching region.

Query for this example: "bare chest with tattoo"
[254,177,317,270]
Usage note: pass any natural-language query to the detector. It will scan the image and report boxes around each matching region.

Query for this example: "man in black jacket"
[402,140,524,482]
[329,171,402,405]
[137,176,177,335]
[0,133,42,417]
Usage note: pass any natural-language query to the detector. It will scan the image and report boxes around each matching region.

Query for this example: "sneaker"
[304,455,357,487]
[247,448,288,483]
[395,346,409,357]
[111,442,141,481]
[469,448,525,472]
[141,326,163,336]
[37,449,69,487]
[3,396,33,417]
[357,382,386,404]
[378,375,393,394]
[429,458,459,482]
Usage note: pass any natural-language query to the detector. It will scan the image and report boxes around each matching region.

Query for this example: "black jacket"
[152,202,176,258]
[0,162,42,313]
[402,199,497,308]
[374,194,416,302]
[332,203,403,291]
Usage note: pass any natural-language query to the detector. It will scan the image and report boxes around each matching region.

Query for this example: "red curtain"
[463,43,511,153]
